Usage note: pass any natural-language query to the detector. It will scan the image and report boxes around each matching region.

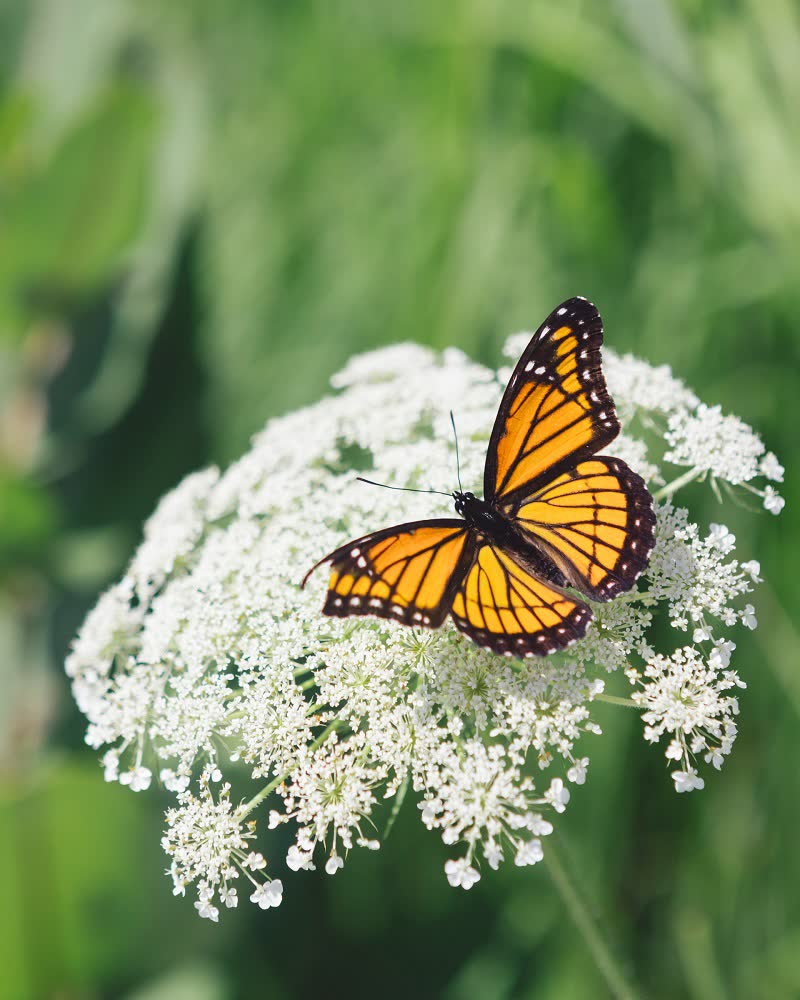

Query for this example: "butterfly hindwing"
[305,520,475,627]
[484,296,619,506]
[510,457,656,602]
[450,542,593,656]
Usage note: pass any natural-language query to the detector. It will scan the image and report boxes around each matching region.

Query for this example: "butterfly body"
[453,490,569,589]
[303,296,656,657]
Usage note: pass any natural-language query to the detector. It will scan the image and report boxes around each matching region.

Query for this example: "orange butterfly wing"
[510,457,656,601]
[302,520,475,627]
[485,297,618,505]
[450,542,592,656]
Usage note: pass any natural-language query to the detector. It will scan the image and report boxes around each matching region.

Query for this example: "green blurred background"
[1,1,799,997]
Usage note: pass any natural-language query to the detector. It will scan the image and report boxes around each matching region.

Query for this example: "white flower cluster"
[66,332,782,920]
[162,767,283,920]
[632,646,744,794]
[664,404,784,510]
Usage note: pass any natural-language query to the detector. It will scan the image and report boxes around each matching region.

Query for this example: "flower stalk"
[546,842,639,1000]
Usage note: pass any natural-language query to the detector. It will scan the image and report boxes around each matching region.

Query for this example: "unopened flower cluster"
[66,330,783,920]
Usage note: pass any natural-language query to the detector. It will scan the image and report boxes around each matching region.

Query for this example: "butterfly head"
[453,491,514,541]
[452,490,476,517]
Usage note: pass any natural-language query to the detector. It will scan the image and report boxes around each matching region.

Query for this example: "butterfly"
[302,296,656,656]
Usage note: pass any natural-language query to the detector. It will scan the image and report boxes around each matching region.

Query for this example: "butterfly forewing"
[450,542,593,656]
[485,297,619,506]
[510,457,656,602]
[307,520,475,627]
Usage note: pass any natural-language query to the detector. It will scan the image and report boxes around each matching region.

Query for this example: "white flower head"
[545,778,571,814]
[603,351,700,417]
[160,768,191,794]
[445,858,481,890]
[120,766,152,792]
[65,333,781,919]
[286,845,316,872]
[325,854,344,875]
[741,561,761,581]
[672,768,705,793]
[708,523,734,550]
[161,776,274,920]
[759,452,784,482]
[763,486,785,515]
[514,839,544,867]
[664,404,765,485]
[567,758,589,785]
[250,880,283,909]
[633,647,743,783]
[220,886,238,908]
[484,841,504,870]
[709,639,736,670]
[741,605,757,630]
[194,898,219,922]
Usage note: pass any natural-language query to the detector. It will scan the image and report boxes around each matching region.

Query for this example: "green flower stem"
[238,719,345,818]
[595,693,640,709]
[546,841,639,1000]
[652,466,702,501]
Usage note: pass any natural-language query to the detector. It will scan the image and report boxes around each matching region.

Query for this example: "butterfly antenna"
[450,410,464,493]
[356,477,451,498]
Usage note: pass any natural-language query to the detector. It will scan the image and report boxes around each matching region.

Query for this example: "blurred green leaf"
[0,83,157,336]
[0,758,155,997]
[0,467,56,572]
[49,525,129,590]
[0,93,35,176]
